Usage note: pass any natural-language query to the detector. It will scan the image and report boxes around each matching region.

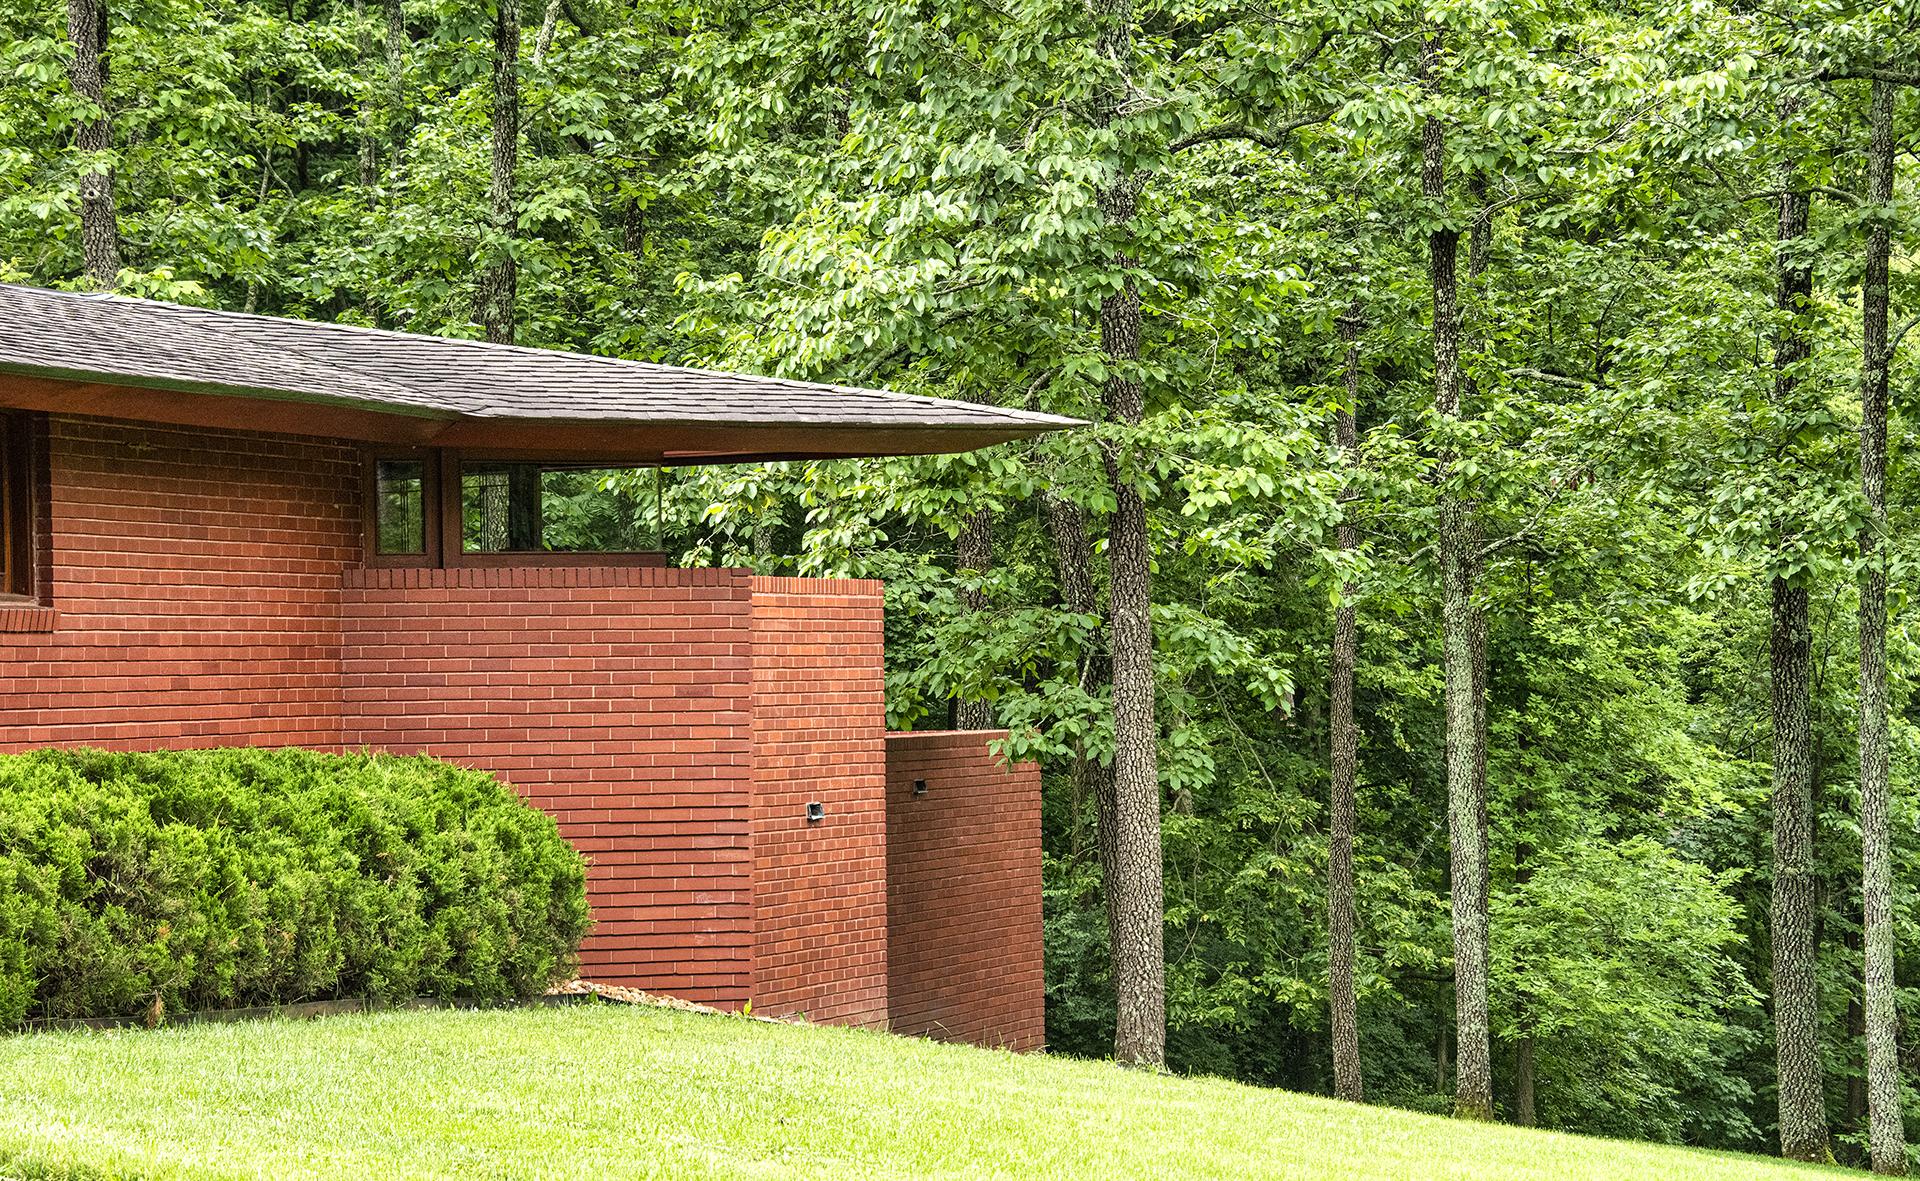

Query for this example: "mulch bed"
[544,979,799,1024]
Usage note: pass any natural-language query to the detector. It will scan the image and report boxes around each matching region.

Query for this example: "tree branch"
[1505,366,1594,391]
[557,0,601,35]
[1480,187,1546,217]
[1477,453,1615,563]
[1889,313,1920,363]
[1810,66,1920,87]
[1735,185,1862,207]
[1168,109,1333,154]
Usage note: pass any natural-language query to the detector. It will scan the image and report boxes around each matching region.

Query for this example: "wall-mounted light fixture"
[806,801,825,823]
[913,779,928,797]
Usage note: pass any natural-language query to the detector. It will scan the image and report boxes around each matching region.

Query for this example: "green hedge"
[0,748,590,1028]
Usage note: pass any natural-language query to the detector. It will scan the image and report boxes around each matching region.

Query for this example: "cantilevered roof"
[0,284,1079,462]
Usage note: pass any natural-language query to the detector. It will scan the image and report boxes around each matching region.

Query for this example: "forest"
[3,0,1919,1169]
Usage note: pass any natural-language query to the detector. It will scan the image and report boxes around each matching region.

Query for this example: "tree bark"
[533,0,563,65]
[64,0,119,289]
[955,507,996,731]
[1769,93,1829,1164]
[1045,495,1100,660]
[1465,173,1493,1048]
[1468,175,1491,280]
[355,0,377,189]
[1772,572,1824,1161]
[1514,779,1537,1127]
[1849,950,1868,1140]
[752,514,777,565]
[1858,75,1904,1178]
[1089,0,1163,1071]
[478,0,520,345]
[1425,33,1493,1123]
[1329,301,1365,1104]
[383,0,407,180]
[1044,493,1112,869]
[1099,176,1164,1069]
[1514,1036,1536,1127]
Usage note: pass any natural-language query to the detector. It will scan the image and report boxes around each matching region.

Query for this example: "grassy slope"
[0,1005,1845,1181]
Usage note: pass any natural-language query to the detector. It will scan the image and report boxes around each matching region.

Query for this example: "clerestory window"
[367,450,661,567]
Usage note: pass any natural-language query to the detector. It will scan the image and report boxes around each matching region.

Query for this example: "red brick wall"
[747,577,889,1026]
[340,565,758,1004]
[0,416,356,751]
[885,731,1045,1051]
[0,413,1046,1045]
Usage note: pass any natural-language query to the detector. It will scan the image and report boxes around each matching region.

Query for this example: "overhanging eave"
[0,372,1073,464]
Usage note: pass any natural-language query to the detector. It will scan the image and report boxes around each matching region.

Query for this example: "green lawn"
[0,1004,1846,1180]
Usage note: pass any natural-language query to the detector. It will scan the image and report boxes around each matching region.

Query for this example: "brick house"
[0,284,1072,1050]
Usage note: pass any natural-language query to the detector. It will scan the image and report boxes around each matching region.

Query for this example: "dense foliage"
[2,0,1919,1165]
[0,748,589,1027]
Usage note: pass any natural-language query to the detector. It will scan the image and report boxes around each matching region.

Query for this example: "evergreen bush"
[0,748,590,1028]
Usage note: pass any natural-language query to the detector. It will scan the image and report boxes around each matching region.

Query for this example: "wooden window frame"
[0,412,48,605]
[362,448,442,569]
[364,448,665,569]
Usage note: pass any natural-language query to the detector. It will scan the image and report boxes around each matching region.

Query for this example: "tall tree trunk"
[1513,781,1537,1126]
[1329,301,1366,1104]
[383,0,407,180]
[355,0,377,189]
[1425,34,1493,1123]
[1858,75,1904,1179]
[1512,638,1537,1126]
[1099,175,1164,1068]
[64,0,119,289]
[356,0,407,327]
[1772,571,1824,1161]
[1465,173,1493,1057]
[1091,0,1163,1070]
[478,0,520,345]
[955,507,996,730]
[1770,97,1828,1161]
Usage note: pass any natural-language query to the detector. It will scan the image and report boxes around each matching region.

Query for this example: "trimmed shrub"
[0,748,590,1028]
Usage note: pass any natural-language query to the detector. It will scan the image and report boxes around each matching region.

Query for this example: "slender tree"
[63,0,119,288]
[533,0,563,64]
[384,0,408,180]
[356,0,377,189]
[1857,74,1904,1178]
[1424,31,1493,1122]
[1328,299,1365,1103]
[479,0,520,344]
[1092,0,1164,1069]
[1465,173,1493,1083]
[1513,777,1537,1125]
[1466,172,1500,1122]
[1768,92,1829,1167]
[1043,491,1114,870]
[1098,167,1164,1068]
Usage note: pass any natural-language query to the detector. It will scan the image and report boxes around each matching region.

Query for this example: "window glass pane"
[461,462,656,553]
[375,459,427,555]
[0,415,33,599]
[1,417,17,596]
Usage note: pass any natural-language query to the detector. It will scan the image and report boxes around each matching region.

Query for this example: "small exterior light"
[806,801,825,823]
[913,779,928,797]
